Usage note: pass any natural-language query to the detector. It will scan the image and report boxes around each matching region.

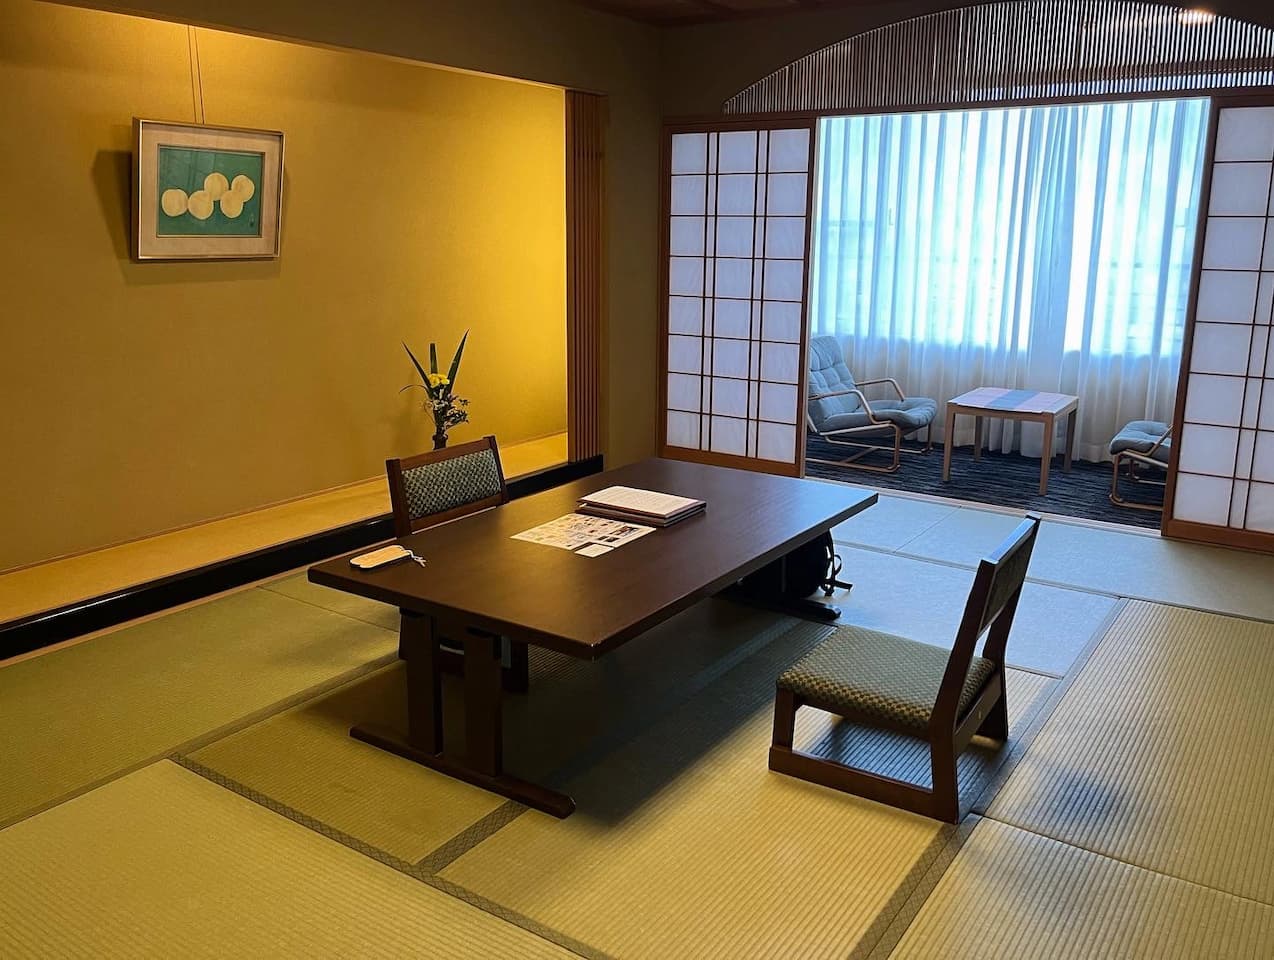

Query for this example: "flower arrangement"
[402,331,470,449]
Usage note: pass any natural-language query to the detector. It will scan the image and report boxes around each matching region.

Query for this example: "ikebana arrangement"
[402,332,470,449]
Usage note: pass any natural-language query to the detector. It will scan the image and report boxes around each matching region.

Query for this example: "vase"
[432,430,448,450]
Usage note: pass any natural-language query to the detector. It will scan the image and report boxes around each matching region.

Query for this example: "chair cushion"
[778,626,996,733]
[807,336,862,428]
[819,397,938,435]
[1109,420,1171,463]
[401,448,502,522]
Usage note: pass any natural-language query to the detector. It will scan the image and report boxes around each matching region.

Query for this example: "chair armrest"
[808,388,884,425]
[855,377,906,401]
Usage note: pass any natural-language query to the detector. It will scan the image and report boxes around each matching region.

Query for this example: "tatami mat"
[835,546,1116,677]
[0,761,574,958]
[886,507,1274,621]
[833,494,959,552]
[0,588,396,827]
[987,601,1274,905]
[890,818,1274,959]
[189,664,505,862]
[441,625,1052,959]
[265,571,401,632]
[189,600,819,863]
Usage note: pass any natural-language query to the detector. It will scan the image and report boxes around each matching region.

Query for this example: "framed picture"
[133,119,284,260]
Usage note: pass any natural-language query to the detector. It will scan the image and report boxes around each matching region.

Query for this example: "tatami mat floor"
[3,487,1274,956]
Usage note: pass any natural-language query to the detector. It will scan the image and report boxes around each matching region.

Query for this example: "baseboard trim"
[0,456,603,660]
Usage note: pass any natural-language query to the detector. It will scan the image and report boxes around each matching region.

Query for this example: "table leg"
[1039,414,1054,495]
[350,620,575,819]
[943,405,956,481]
[973,416,983,462]
[1064,409,1077,473]
[401,610,442,753]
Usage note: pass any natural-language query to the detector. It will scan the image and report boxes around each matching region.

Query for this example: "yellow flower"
[426,373,450,388]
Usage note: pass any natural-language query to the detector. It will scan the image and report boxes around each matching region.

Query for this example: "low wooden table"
[309,458,875,817]
[942,388,1079,495]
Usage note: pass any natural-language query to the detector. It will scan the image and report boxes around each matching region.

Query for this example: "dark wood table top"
[309,458,875,659]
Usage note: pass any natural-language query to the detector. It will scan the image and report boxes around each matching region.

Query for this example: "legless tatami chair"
[385,436,528,691]
[769,515,1040,822]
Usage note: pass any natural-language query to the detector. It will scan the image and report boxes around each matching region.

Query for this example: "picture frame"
[133,119,284,260]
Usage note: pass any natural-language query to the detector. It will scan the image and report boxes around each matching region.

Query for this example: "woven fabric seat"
[820,397,938,434]
[778,627,996,733]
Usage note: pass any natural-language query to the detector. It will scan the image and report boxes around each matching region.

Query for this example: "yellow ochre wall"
[0,0,570,571]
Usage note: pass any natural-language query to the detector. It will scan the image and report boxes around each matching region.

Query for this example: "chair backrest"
[807,336,863,429]
[386,436,507,537]
[931,515,1041,730]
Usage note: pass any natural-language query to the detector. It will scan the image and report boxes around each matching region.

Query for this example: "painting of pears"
[156,146,264,237]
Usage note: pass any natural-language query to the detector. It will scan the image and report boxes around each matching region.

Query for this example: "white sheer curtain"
[810,98,1209,461]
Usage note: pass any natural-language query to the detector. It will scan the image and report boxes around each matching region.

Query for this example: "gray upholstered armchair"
[806,336,937,473]
[1109,420,1171,511]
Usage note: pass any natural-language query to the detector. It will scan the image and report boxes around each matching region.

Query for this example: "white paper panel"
[1191,322,1253,375]
[1261,383,1274,428]
[666,410,700,448]
[1258,274,1274,324]
[1174,472,1234,526]
[712,337,750,377]
[759,382,799,424]
[1237,428,1257,478]
[1197,270,1259,324]
[761,342,801,384]
[711,377,749,417]
[757,421,797,462]
[1215,107,1274,163]
[671,134,708,175]
[1202,217,1265,270]
[1184,373,1245,426]
[668,335,703,375]
[1179,423,1240,475]
[1209,162,1273,216]
[762,300,803,342]
[1265,220,1274,271]
[668,372,701,412]
[755,131,768,175]
[1243,385,1262,429]
[668,257,704,297]
[1253,432,1274,482]
[763,259,804,301]
[763,217,807,259]
[766,173,808,216]
[709,416,748,455]
[670,176,706,216]
[668,296,703,336]
[715,217,753,258]
[669,217,705,257]
[768,129,811,173]
[1250,328,1270,376]
[1231,480,1249,528]
[713,258,752,299]
[712,298,751,339]
[717,175,756,216]
[1247,481,1274,532]
[718,131,759,174]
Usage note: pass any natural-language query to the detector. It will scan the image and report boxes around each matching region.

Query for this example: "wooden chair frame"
[769,515,1040,822]
[386,435,509,537]
[385,436,527,691]
[805,379,934,474]
[1109,427,1170,513]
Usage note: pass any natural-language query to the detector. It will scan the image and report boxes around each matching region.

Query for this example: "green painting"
[156,146,264,237]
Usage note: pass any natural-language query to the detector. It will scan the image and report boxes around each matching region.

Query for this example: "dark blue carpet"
[805,437,1163,529]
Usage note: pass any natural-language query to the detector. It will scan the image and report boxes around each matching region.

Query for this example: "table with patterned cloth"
[942,387,1080,495]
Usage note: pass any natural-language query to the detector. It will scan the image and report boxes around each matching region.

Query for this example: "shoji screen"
[1167,100,1274,549]
[659,121,816,477]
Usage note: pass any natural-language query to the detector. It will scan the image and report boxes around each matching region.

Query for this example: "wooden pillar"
[565,91,606,462]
